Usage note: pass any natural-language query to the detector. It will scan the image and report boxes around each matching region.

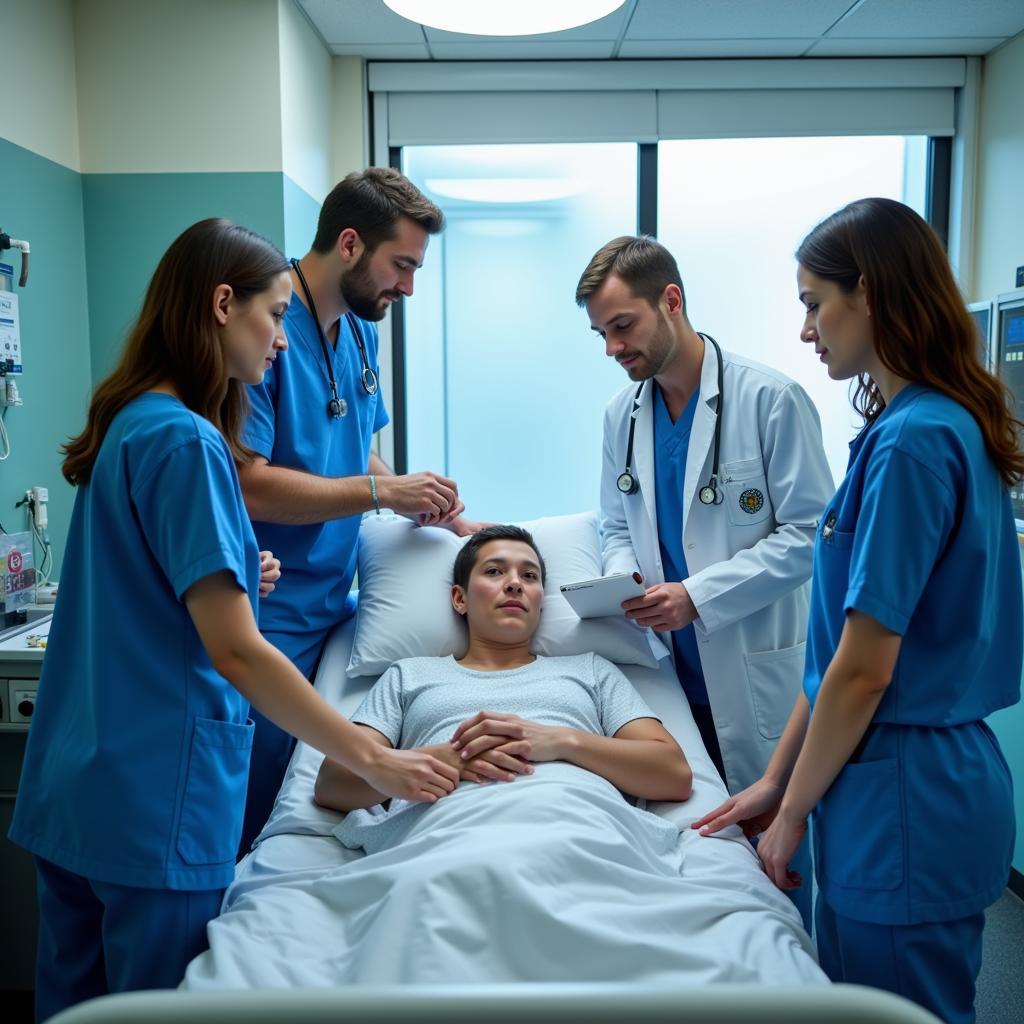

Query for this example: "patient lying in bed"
[184,518,823,989]
[298,526,816,984]
[314,523,692,823]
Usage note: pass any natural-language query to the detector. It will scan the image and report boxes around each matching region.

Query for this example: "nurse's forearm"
[779,612,899,823]
[238,458,375,524]
[316,741,462,811]
[186,577,382,777]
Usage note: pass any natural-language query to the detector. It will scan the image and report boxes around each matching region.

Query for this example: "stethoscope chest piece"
[362,366,379,396]
[328,397,348,419]
[617,471,638,495]
[699,483,719,505]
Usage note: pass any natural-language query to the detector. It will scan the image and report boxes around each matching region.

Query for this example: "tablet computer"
[559,572,645,619]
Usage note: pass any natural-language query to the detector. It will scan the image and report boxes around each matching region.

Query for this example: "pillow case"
[346,511,667,677]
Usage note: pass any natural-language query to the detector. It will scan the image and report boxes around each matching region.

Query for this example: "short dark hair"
[575,234,685,312]
[312,167,445,254]
[452,525,546,592]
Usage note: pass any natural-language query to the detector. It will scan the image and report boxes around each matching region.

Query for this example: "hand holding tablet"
[560,572,645,619]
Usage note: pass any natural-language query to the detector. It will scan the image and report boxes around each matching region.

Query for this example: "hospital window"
[399,137,930,519]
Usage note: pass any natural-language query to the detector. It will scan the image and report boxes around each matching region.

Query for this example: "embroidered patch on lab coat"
[739,488,765,514]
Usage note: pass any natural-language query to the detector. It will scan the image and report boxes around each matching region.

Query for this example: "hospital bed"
[53,514,940,1023]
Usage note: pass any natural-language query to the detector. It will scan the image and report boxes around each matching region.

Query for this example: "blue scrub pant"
[34,857,223,1023]
[238,628,328,857]
[816,896,985,1024]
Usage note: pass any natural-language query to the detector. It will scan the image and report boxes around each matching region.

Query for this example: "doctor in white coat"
[577,236,834,929]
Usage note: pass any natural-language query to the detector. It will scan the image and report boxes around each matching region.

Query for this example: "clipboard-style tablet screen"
[559,572,645,619]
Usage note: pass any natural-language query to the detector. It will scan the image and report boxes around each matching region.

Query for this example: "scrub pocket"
[177,716,254,866]
[819,758,904,891]
[722,458,772,527]
[743,642,805,739]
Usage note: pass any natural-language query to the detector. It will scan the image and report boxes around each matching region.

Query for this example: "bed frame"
[49,982,941,1023]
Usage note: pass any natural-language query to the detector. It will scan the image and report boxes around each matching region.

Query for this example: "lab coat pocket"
[722,459,772,527]
[743,642,805,739]
[819,758,903,891]
[177,716,254,866]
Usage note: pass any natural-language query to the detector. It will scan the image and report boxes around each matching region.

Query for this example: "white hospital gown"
[338,653,657,852]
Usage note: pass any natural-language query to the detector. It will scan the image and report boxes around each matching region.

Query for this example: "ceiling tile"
[827,0,1024,39]
[428,41,616,60]
[808,36,1008,57]
[300,0,424,45]
[330,43,431,59]
[422,3,632,42]
[625,0,853,39]
[619,37,816,58]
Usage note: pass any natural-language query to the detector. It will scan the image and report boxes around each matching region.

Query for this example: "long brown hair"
[63,219,289,485]
[797,198,1024,486]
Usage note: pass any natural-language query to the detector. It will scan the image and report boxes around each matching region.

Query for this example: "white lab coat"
[600,337,835,793]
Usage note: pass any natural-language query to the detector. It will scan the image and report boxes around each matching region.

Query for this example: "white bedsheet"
[183,621,825,989]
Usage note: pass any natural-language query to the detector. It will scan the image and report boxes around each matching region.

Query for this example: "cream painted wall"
[0,0,80,170]
[332,56,369,185]
[278,0,331,201]
[972,32,1024,299]
[74,0,282,174]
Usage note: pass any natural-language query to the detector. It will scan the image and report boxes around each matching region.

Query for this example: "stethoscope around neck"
[290,258,379,420]
[617,333,725,505]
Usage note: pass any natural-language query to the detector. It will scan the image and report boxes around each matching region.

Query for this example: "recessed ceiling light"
[383,1,626,37]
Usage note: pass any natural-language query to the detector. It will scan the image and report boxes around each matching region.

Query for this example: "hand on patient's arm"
[621,583,697,632]
[451,713,691,802]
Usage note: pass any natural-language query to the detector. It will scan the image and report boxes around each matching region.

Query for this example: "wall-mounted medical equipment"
[993,288,1024,525]
[0,532,35,629]
[0,228,30,288]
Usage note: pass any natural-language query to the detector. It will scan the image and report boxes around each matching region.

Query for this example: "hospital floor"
[5,887,1022,1023]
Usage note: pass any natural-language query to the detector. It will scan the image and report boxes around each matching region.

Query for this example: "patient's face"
[452,539,544,644]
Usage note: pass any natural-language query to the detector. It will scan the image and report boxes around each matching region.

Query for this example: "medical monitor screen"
[996,302,1024,522]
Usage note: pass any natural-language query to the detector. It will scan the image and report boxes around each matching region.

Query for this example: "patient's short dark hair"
[452,525,547,591]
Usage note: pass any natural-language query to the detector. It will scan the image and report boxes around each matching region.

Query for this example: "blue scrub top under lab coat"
[243,297,388,649]
[805,384,1021,925]
[653,383,708,705]
[9,394,260,890]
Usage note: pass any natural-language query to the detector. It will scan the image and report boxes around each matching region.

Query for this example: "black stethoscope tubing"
[617,333,724,505]
[290,259,379,420]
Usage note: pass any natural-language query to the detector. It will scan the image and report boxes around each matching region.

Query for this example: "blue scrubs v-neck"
[243,296,389,654]
[653,382,708,705]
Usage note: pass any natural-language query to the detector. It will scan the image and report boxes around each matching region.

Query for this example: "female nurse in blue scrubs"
[693,198,1022,1024]
[8,219,458,1022]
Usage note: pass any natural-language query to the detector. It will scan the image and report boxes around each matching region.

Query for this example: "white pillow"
[346,511,668,677]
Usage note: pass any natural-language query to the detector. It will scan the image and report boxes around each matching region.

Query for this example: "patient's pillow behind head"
[346,511,666,677]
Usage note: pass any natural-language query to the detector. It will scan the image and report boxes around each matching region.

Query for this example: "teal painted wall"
[81,172,287,382]
[0,138,90,578]
[283,173,321,258]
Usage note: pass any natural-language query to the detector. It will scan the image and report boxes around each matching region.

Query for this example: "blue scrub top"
[653,383,708,705]
[805,384,1021,925]
[9,394,260,890]
[244,297,389,647]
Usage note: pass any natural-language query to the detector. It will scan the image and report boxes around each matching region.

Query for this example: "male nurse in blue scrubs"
[236,169,481,851]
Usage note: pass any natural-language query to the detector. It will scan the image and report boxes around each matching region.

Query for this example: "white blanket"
[183,622,825,989]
